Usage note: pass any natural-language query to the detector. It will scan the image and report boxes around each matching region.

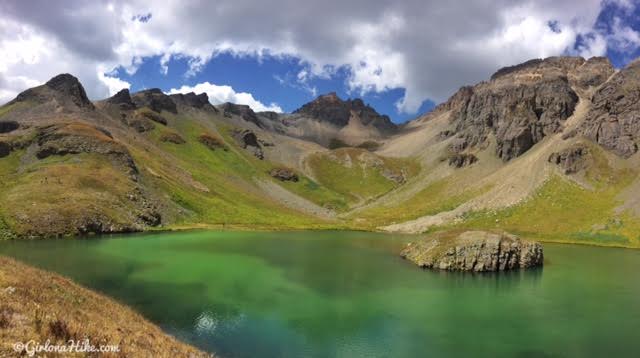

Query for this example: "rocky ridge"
[439,56,614,161]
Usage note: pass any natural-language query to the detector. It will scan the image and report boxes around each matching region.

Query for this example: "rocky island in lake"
[401,231,544,272]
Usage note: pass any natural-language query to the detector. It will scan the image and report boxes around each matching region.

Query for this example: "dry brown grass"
[0,256,212,357]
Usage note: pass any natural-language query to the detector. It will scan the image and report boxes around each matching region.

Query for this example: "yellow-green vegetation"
[439,146,640,247]
[0,102,19,118]
[0,151,140,237]
[307,148,419,206]
[0,256,210,357]
[135,117,343,230]
[353,178,490,229]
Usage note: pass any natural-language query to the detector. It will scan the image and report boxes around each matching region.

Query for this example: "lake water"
[1,230,639,357]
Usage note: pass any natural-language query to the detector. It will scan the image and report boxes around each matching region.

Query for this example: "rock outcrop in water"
[401,231,543,272]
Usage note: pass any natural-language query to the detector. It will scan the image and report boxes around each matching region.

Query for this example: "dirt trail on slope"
[255,179,336,219]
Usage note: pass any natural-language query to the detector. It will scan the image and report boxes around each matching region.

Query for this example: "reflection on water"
[0,231,639,358]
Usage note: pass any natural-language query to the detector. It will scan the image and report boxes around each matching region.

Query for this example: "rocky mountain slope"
[2,55,640,248]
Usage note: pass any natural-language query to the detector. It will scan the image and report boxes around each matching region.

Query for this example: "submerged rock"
[401,231,543,272]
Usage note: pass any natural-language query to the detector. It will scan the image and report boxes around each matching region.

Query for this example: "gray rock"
[440,56,614,161]
[548,144,591,174]
[221,103,261,127]
[579,59,640,157]
[0,141,12,158]
[0,121,19,133]
[293,92,397,133]
[270,168,299,182]
[401,231,543,272]
[448,153,478,168]
[106,89,136,110]
[131,89,177,114]
[169,92,212,109]
[232,129,264,159]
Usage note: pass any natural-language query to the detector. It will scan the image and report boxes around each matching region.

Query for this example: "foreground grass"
[0,256,210,357]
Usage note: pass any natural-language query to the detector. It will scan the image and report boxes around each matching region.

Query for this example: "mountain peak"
[131,89,177,114]
[294,93,396,132]
[169,92,210,109]
[10,73,94,110]
[106,88,135,110]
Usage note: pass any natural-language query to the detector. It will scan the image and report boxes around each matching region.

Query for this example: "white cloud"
[98,68,131,96]
[168,82,282,112]
[0,0,636,114]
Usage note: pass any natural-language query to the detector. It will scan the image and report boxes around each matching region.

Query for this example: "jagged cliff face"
[579,59,640,157]
[439,56,614,161]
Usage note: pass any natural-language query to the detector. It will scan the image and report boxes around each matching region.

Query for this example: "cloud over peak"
[1,0,639,115]
[168,82,283,112]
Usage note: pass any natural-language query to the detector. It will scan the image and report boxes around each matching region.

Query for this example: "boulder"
[160,132,186,144]
[270,168,299,182]
[401,231,543,272]
[548,144,591,174]
[232,129,264,159]
[0,141,12,158]
[0,121,19,133]
[198,133,227,151]
[448,153,478,168]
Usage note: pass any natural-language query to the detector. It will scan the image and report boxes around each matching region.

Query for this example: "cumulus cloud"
[168,82,283,112]
[0,0,638,113]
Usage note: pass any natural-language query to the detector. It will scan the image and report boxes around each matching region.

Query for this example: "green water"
[1,230,639,357]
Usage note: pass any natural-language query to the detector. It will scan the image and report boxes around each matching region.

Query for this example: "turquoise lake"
[1,230,639,357]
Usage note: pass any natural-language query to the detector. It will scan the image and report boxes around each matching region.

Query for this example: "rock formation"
[579,59,640,157]
[170,92,211,109]
[221,102,261,127]
[293,92,397,132]
[10,73,95,110]
[232,129,264,159]
[106,89,136,110]
[548,144,591,174]
[401,231,543,272]
[270,167,299,182]
[131,89,177,114]
[442,56,614,161]
[448,153,478,168]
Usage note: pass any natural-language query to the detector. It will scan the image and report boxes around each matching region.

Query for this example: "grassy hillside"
[306,148,419,206]
[0,256,210,357]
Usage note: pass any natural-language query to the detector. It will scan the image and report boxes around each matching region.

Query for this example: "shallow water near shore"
[1,230,640,357]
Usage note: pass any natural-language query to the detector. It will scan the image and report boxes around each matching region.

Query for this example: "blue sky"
[114,54,436,122]
[1,1,639,123]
